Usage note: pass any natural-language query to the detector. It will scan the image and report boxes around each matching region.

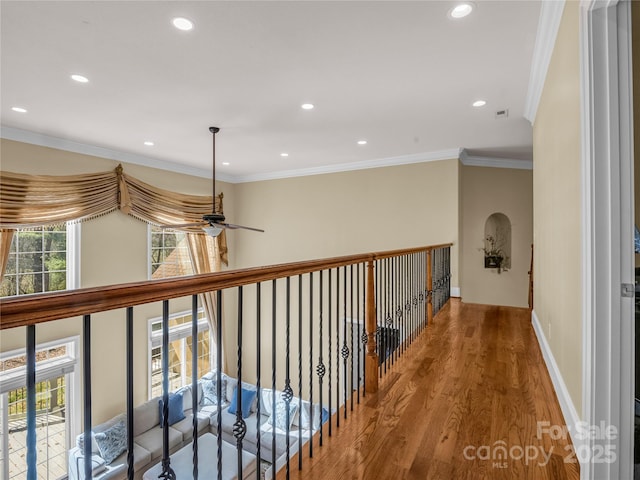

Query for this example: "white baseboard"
[531,310,585,453]
[450,286,460,297]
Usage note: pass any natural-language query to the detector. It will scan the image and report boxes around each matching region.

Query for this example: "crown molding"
[459,149,532,170]
[233,148,462,183]
[523,0,566,124]
[1,126,463,183]
[0,126,237,182]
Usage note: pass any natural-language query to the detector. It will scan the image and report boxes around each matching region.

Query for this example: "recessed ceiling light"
[144,141,154,146]
[11,107,27,113]
[280,153,289,157]
[472,100,487,107]
[222,162,230,166]
[71,74,89,83]
[172,17,194,31]
[301,103,314,110]
[357,140,367,145]
[449,2,475,19]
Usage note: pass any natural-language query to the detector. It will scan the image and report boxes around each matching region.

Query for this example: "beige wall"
[460,165,533,307]
[232,160,460,285]
[0,139,236,424]
[532,1,582,417]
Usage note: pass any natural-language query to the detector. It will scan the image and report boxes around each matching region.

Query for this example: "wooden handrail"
[0,243,452,330]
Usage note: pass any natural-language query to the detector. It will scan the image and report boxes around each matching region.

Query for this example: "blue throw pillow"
[158,391,186,427]
[321,407,330,425]
[227,386,257,419]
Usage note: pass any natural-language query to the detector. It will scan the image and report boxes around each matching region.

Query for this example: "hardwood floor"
[277,299,580,480]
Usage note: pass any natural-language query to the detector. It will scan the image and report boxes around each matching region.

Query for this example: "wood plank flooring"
[277,299,580,480]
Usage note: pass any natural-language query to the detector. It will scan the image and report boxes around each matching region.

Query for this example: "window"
[0,338,79,480]
[149,226,193,279]
[148,311,212,398]
[1,224,78,297]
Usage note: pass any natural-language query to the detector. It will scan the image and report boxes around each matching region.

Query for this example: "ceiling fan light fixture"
[203,225,223,237]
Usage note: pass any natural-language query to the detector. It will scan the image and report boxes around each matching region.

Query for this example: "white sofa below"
[68,372,328,480]
[68,381,217,480]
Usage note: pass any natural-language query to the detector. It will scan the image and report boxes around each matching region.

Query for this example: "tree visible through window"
[0,225,75,479]
[1,226,67,297]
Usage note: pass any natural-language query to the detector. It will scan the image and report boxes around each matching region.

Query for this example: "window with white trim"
[148,310,213,399]
[1,224,79,297]
[0,337,79,480]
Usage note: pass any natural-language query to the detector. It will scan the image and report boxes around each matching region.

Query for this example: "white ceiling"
[1,1,540,182]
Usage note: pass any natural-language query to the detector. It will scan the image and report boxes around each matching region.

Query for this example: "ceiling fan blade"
[219,222,265,233]
[161,221,207,229]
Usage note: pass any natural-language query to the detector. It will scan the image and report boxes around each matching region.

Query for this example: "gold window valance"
[0,164,228,272]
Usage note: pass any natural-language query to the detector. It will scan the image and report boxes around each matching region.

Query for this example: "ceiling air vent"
[495,109,509,119]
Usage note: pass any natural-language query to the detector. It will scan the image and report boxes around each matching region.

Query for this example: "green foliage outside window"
[1,226,67,297]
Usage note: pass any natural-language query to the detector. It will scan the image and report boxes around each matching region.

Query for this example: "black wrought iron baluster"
[335,267,341,427]
[256,283,262,480]
[81,315,94,480]
[447,247,452,303]
[356,263,361,404]
[420,252,426,331]
[160,301,176,480]
[216,290,223,480]
[342,265,349,419]
[349,264,354,412]
[298,274,303,469]
[411,254,416,343]
[26,325,36,480]
[394,256,398,355]
[400,256,405,356]
[190,297,199,480]
[284,277,294,480]
[308,272,314,457]
[328,269,332,437]
[235,287,246,480]
[378,258,385,377]
[317,270,325,445]
[404,255,408,348]
[404,255,414,343]
[127,307,135,480]
[360,262,366,398]
[434,249,438,315]
[410,254,414,341]
[435,249,440,312]
[271,280,277,467]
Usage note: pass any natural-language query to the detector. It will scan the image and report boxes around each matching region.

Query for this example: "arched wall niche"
[483,213,511,271]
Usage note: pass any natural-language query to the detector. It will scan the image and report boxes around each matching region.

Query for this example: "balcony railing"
[0,243,452,480]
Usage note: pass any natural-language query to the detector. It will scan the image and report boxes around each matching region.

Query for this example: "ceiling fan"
[163,127,264,237]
